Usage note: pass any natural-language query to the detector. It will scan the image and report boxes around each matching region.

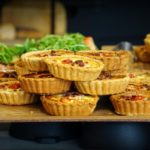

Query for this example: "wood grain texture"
[0,100,150,122]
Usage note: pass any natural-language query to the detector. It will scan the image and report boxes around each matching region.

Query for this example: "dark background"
[62,0,150,46]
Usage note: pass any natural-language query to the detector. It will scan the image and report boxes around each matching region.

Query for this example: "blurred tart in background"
[134,46,150,63]
[76,50,130,71]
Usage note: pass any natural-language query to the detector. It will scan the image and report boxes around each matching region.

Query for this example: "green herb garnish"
[0,33,90,64]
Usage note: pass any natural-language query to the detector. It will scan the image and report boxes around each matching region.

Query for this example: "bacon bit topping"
[0,82,21,90]
[8,83,21,90]
[34,51,59,57]
[0,73,6,78]
[38,74,52,78]
[23,72,52,78]
[24,73,37,78]
[143,84,150,90]
[121,95,145,101]
[74,60,85,67]
[98,71,112,80]
[128,73,135,78]
[35,53,49,57]
[0,72,17,78]
[62,59,73,64]
[51,50,57,56]
[47,95,52,99]
[0,84,6,89]
[62,59,85,67]
[64,92,83,97]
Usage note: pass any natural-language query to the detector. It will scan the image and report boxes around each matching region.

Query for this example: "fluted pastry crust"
[75,76,129,95]
[110,93,150,116]
[18,73,71,94]
[41,93,99,116]
[76,50,129,71]
[21,50,74,71]
[44,55,104,81]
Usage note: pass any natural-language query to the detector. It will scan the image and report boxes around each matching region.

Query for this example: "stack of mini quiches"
[19,50,103,116]
[75,50,130,95]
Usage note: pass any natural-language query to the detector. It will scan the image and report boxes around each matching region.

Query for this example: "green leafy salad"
[0,33,90,64]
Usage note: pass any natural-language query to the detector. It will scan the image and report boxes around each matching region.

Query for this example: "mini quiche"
[41,92,99,116]
[0,81,35,105]
[18,72,71,94]
[75,72,129,95]
[44,55,104,81]
[110,92,150,116]
[21,50,74,72]
[134,46,150,63]
[76,50,129,71]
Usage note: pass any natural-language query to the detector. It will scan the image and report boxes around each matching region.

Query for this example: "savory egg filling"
[120,94,148,101]
[126,84,150,92]
[31,50,72,58]
[45,92,96,104]
[23,72,53,78]
[52,57,99,68]
[0,82,22,92]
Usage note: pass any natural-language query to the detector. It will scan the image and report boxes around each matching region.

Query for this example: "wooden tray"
[1,98,150,123]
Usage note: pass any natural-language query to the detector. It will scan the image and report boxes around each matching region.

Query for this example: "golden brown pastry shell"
[75,76,129,95]
[18,75,71,94]
[110,94,150,116]
[44,55,104,81]
[41,95,99,116]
